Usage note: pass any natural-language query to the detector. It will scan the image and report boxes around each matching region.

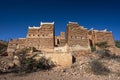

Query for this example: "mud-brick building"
[66,22,90,52]
[88,29,115,48]
[7,22,55,52]
[7,22,115,53]
[26,22,54,52]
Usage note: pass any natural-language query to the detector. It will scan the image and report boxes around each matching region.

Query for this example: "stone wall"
[95,31,115,46]
[7,38,26,52]
[7,22,55,53]
[55,32,66,47]
[26,23,54,51]
[66,22,90,52]
[54,44,67,52]
[88,30,115,47]
[34,53,72,67]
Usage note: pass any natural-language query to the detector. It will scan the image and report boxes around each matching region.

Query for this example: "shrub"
[37,56,56,70]
[96,50,111,58]
[12,47,56,74]
[12,57,37,74]
[95,42,111,58]
[0,41,8,56]
[95,41,110,50]
[91,46,96,52]
[89,59,110,75]
[115,40,120,48]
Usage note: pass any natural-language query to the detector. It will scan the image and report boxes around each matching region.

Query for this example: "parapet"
[28,26,40,29]
[89,28,112,33]
[40,22,54,25]
[68,21,78,24]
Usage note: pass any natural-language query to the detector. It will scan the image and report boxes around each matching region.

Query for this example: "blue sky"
[0,0,120,40]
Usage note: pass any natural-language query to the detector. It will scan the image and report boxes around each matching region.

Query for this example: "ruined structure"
[7,22,115,53]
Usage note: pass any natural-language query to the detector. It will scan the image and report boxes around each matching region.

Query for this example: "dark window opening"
[89,39,96,52]
[89,39,93,47]
[72,56,76,63]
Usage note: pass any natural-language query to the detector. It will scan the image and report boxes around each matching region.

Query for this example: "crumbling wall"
[7,38,26,53]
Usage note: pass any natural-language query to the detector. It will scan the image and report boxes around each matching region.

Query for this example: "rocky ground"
[0,54,120,80]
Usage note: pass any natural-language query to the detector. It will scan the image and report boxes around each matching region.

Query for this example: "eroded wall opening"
[89,39,96,52]
[89,39,93,47]
[72,55,76,63]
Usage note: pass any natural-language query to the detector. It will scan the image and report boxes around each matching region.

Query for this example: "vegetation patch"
[88,59,110,75]
[115,40,120,48]
[0,40,8,56]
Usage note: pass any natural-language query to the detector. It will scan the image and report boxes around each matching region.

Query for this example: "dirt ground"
[0,55,120,80]
[0,68,120,80]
